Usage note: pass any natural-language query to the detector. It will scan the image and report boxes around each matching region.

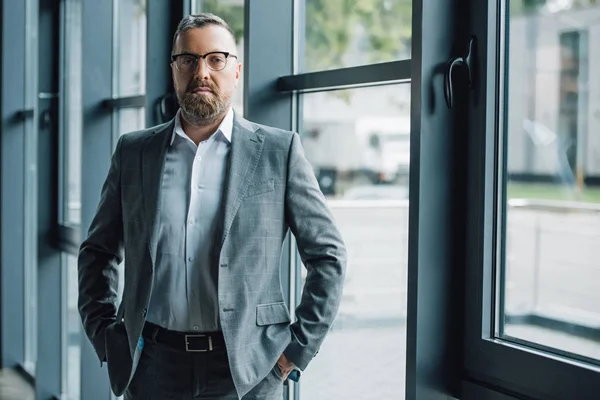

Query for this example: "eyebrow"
[174,49,231,56]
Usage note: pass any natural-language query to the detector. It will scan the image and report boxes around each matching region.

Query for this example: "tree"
[199,0,245,43]
[304,0,412,71]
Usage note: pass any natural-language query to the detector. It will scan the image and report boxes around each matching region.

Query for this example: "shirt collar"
[171,107,234,146]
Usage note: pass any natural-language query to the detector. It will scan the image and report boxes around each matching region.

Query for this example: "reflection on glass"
[63,253,81,400]
[116,0,147,96]
[301,0,412,72]
[299,85,410,399]
[194,0,245,115]
[501,1,600,362]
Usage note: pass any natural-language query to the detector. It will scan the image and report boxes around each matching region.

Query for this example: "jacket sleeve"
[78,135,125,363]
[283,132,347,370]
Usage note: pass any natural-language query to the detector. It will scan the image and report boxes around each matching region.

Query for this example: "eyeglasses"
[171,51,238,73]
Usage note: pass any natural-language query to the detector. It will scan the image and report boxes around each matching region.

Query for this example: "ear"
[234,62,243,88]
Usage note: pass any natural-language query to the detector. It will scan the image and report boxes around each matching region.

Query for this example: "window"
[118,108,146,136]
[60,0,82,226]
[61,253,81,400]
[501,2,599,363]
[463,0,600,397]
[59,2,83,398]
[114,0,147,137]
[301,0,412,72]
[298,85,410,399]
[115,0,147,97]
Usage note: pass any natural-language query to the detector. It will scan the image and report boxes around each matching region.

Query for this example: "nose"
[194,57,210,80]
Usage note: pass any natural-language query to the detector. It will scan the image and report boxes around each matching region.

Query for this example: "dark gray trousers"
[124,338,285,399]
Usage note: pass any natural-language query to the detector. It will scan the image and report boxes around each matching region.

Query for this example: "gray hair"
[172,13,236,52]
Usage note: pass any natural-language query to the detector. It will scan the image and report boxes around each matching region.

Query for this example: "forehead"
[174,26,236,54]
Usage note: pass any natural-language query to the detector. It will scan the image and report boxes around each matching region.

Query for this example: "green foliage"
[571,0,599,6]
[199,0,411,103]
[199,0,245,42]
[304,0,411,71]
[200,0,600,60]
[200,0,411,72]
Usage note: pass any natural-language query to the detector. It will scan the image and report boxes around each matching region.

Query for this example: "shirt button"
[193,325,199,331]
[188,218,195,225]
[197,156,202,161]
[188,256,194,262]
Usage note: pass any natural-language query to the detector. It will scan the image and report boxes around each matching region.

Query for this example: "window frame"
[461,0,600,398]
[1,0,31,373]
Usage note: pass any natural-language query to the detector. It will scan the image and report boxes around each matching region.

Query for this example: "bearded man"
[78,12,346,400]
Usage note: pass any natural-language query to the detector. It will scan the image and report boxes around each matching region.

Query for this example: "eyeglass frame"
[170,51,238,73]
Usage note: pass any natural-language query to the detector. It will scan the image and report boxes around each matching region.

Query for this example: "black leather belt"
[142,322,226,352]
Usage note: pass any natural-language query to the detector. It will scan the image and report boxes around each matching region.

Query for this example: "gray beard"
[177,90,230,126]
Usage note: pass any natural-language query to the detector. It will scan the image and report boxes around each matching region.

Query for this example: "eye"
[207,54,226,66]
[180,55,195,65]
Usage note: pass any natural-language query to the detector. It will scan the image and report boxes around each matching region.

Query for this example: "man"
[78,13,346,400]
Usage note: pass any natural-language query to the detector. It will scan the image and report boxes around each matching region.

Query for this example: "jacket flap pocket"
[256,302,291,326]
[246,179,275,197]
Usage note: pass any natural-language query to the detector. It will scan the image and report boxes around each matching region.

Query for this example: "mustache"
[186,81,216,92]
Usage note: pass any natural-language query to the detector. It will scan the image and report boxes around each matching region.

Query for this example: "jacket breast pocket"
[245,179,275,198]
[256,302,291,326]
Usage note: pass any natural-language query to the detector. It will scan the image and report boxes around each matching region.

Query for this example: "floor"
[0,368,35,400]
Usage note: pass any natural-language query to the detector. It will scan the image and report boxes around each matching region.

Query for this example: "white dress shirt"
[146,108,233,332]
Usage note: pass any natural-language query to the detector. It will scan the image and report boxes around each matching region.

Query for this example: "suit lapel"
[220,115,265,248]
[142,120,174,268]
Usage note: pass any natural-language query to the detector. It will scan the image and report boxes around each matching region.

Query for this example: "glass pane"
[194,0,245,115]
[24,0,38,374]
[115,0,147,96]
[62,0,82,225]
[299,84,410,399]
[300,0,412,73]
[500,1,600,363]
[62,253,81,400]
[118,107,146,137]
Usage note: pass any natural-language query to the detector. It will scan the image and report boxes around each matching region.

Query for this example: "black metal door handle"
[444,36,476,109]
[15,109,34,121]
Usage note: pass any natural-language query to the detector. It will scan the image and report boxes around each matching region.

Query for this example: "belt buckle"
[184,334,212,352]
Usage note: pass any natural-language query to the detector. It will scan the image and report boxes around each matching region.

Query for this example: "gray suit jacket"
[78,114,347,398]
